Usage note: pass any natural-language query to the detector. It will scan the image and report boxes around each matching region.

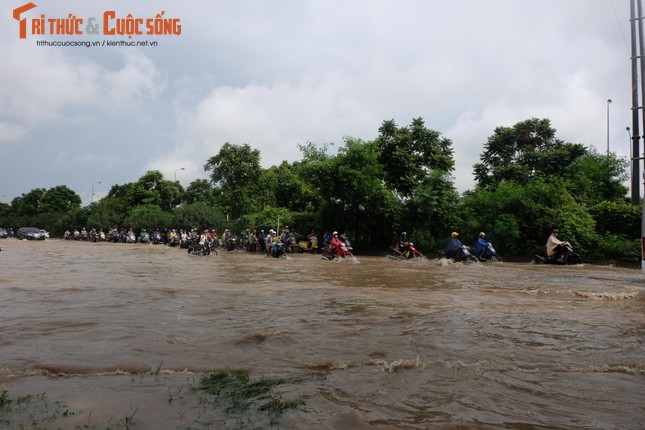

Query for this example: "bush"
[586,235,641,262]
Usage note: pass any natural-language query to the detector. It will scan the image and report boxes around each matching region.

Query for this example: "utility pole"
[631,0,645,273]
[631,0,641,205]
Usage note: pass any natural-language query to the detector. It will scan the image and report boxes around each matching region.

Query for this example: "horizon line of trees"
[0,117,641,261]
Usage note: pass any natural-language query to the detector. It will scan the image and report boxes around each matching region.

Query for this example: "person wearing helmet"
[444,231,463,259]
[329,231,344,256]
[399,231,410,257]
[474,232,492,260]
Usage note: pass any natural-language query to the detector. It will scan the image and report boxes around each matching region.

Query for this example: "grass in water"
[0,390,78,429]
[198,369,307,426]
[0,369,310,429]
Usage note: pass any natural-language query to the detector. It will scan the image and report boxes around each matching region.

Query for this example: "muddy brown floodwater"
[0,239,643,429]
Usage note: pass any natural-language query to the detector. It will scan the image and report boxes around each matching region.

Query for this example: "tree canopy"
[473,118,587,189]
[204,142,261,219]
[376,117,454,196]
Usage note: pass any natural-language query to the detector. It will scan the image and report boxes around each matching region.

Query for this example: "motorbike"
[321,236,355,261]
[167,235,180,247]
[223,237,239,251]
[187,239,215,256]
[139,231,150,244]
[388,242,424,260]
[282,232,298,253]
[125,230,137,243]
[296,236,319,253]
[532,241,582,265]
[440,245,479,264]
[152,230,163,245]
[244,237,261,252]
[470,243,502,263]
[266,242,287,258]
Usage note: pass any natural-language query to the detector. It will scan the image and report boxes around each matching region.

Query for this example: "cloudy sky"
[0,0,634,205]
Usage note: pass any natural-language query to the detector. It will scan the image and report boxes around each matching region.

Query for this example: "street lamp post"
[174,167,185,182]
[91,181,101,204]
[607,99,612,156]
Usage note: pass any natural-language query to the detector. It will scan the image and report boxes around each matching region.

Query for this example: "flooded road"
[0,239,643,429]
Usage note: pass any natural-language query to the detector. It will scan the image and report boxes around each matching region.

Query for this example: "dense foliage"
[0,117,641,262]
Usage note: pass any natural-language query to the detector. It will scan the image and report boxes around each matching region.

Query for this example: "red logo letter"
[13,3,37,39]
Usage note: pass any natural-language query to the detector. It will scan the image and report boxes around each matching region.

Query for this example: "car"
[17,227,47,240]
[0,228,7,239]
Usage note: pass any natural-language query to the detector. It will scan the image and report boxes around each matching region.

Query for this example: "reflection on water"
[0,239,644,429]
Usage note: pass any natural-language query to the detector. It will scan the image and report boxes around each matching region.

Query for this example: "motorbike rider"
[323,230,332,248]
[307,230,318,249]
[259,229,266,251]
[399,232,411,257]
[444,232,463,259]
[280,226,290,243]
[474,232,493,260]
[224,228,235,250]
[329,231,344,256]
[199,229,209,246]
[546,228,566,262]
[268,229,282,257]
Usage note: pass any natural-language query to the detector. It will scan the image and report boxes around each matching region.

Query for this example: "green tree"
[296,142,334,201]
[0,202,10,222]
[459,179,590,256]
[564,149,629,205]
[86,197,129,229]
[589,200,640,239]
[315,137,397,247]
[204,143,261,219]
[239,206,295,232]
[399,170,460,251]
[123,204,172,230]
[125,171,181,210]
[173,202,226,230]
[376,117,454,196]
[106,183,133,200]
[183,179,215,205]
[11,188,46,217]
[257,162,315,212]
[40,185,82,213]
[473,118,587,189]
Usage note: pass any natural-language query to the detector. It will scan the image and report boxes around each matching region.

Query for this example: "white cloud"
[0,0,637,202]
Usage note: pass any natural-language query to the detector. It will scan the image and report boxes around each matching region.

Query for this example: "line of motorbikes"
[389,236,584,266]
[389,241,502,264]
[64,228,159,244]
[59,227,581,265]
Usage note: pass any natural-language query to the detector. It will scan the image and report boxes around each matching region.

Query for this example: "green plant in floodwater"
[0,390,79,429]
[198,369,308,427]
[258,394,306,426]
[119,407,140,429]
[105,404,140,430]
[0,390,10,408]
